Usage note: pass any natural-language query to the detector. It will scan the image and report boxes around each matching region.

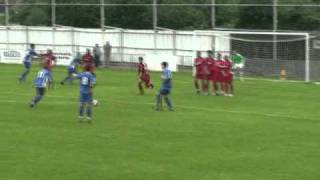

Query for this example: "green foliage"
[10,6,50,26]
[105,0,153,29]
[0,13,4,25]
[6,0,320,30]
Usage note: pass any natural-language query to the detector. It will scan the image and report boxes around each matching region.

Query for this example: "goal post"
[192,30,310,82]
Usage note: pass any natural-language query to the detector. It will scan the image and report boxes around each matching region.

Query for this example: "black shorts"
[36,87,46,96]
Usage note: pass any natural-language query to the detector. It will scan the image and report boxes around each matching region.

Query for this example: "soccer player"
[42,49,57,72]
[60,62,77,85]
[215,53,224,95]
[138,57,154,95]
[155,62,173,111]
[231,51,245,81]
[199,52,210,95]
[194,51,204,94]
[82,49,95,74]
[19,44,39,82]
[60,53,81,85]
[207,51,218,95]
[29,67,52,108]
[74,65,96,122]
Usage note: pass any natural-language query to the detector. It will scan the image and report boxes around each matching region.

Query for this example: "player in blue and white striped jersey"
[60,52,81,85]
[30,67,52,108]
[19,44,39,82]
[74,65,96,122]
[155,62,174,111]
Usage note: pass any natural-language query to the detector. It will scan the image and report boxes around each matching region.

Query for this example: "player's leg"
[163,91,173,111]
[202,78,209,96]
[79,94,85,120]
[194,77,201,94]
[143,75,149,88]
[138,80,144,95]
[211,80,217,95]
[69,73,75,84]
[148,80,154,89]
[239,66,245,81]
[19,62,31,82]
[230,75,234,95]
[67,72,75,84]
[60,72,70,85]
[86,93,93,122]
[147,75,154,89]
[155,91,163,111]
[220,73,227,95]
[229,81,234,96]
[30,88,45,107]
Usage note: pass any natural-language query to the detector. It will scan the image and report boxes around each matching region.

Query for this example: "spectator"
[104,41,112,67]
[93,44,101,68]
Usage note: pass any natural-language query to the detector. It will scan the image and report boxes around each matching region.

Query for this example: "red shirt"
[42,53,56,70]
[200,58,210,75]
[82,53,94,66]
[225,60,233,74]
[138,62,148,75]
[195,57,204,74]
[207,58,219,75]
[216,59,224,70]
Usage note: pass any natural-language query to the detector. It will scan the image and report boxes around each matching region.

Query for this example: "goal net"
[193,30,310,82]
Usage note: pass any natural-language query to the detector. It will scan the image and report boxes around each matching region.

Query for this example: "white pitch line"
[0,94,315,121]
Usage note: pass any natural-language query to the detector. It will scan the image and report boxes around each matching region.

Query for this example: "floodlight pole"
[5,0,9,26]
[211,0,216,29]
[273,0,278,31]
[273,0,278,62]
[100,0,105,30]
[153,0,158,54]
[153,0,158,30]
[51,0,56,26]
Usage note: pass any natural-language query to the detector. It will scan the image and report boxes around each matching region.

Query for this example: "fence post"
[120,29,124,62]
[51,0,56,26]
[5,0,9,49]
[71,28,75,55]
[211,0,216,29]
[153,0,158,54]
[26,26,30,50]
[5,0,9,26]
[173,30,177,56]
[100,0,105,30]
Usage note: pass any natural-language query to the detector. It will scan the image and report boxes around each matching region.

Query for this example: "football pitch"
[1,64,320,180]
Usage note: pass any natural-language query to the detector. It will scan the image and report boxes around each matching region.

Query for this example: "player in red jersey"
[194,51,204,94]
[138,57,154,95]
[41,49,57,71]
[200,52,211,95]
[215,53,224,95]
[81,49,95,73]
[207,51,219,95]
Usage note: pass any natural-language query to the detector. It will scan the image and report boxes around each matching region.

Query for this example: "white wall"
[0,26,232,66]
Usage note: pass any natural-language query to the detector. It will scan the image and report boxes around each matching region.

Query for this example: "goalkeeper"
[231,51,245,81]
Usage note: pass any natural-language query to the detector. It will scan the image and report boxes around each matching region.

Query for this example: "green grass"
[1,64,320,180]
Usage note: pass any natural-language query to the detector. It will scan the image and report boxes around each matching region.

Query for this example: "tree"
[10,1,50,26]
[236,0,273,30]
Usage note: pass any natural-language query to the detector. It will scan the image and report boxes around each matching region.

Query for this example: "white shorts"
[233,63,245,69]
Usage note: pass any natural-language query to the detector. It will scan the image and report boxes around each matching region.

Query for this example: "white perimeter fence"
[0,26,232,67]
